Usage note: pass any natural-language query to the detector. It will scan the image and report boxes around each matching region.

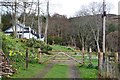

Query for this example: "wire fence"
[99,52,119,79]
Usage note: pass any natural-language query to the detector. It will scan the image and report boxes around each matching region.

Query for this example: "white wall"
[23,33,37,39]
[40,37,44,41]
[4,24,44,41]
[5,25,27,32]
[5,32,44,41]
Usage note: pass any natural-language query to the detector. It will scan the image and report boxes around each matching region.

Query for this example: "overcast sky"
[0,0,119,17]
[47,0,119,17]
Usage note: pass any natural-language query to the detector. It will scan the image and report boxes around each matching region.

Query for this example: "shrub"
[26,38,35,47]
[20,38,27,43]
[87,64,94,68]
[0,32,52,69]
[26,38,52,54]
[8,50,25,62]
[47,36,63,45]
[2,35,26,54]
[54,36,63,44]
[67,47,75,51]
[40,44,52,54]
[47,36,53,45]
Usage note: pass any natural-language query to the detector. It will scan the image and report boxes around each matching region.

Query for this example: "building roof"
[4,23,27,32]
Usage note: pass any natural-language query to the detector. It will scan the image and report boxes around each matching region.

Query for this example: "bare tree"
[71,15,94,64]
[76,2,112,53]
[106,31,118,52]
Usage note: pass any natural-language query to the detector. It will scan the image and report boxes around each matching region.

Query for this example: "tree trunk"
[14,1,17,38]
[96,40,100,53]
[71,36,76,48]
[57,25,60,37]
[82,47,85,64]
[73,40,77,49]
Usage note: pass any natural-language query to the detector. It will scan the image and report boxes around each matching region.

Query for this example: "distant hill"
[69,14,119,31]
[69,14,118,24]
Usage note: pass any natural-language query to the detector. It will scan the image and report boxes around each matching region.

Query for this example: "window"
[18,34,22,38]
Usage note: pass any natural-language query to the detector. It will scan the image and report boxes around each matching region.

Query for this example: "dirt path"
[52,60,80,78]
[67,60,80,78]
[34,60,80,78]
[34,63,54,78]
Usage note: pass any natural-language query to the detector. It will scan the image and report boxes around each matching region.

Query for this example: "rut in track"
[67,60,80,78]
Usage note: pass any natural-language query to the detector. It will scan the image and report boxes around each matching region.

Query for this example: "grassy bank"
[11,63,45,78]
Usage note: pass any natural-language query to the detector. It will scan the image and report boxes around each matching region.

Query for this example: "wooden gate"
[38,51,82,64]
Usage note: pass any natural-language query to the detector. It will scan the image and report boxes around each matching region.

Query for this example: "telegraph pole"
[118,2,120,79]
[102,0,107,77]
[103,0,106,54]
[45,0,49,44]
[38,0,41,40]
[102,0,106,63]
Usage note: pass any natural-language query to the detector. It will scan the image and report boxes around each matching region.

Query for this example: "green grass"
[73,54,98,78]
[84,55,98,66]
[11,63,45,78]
[72,55,82,60]
[44,64,68,78]
[50,45,75,51]
[77,57,98,78]
[78,65,98,78]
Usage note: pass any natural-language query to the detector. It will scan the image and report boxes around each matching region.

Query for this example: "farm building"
[4,22,44,41]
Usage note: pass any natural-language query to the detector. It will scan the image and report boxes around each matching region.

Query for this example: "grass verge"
[78,56,98,78]
[78,65,98,78]
[11,63,45,78]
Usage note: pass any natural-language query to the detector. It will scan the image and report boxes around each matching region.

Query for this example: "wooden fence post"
[98,52,103,78]
[118,51,120,79]
[89,47,92,64]
[106,53,109,77]
[26,48,28,69]
[115,52,118,78]
[38,48,42,64]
